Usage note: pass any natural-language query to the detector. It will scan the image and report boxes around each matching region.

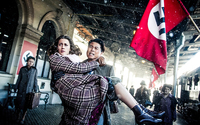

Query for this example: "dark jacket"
[135,87,150,106]
[15,66,38,109]
[154,93,178,124]
[93,64,115,125]
[129,87,135,96]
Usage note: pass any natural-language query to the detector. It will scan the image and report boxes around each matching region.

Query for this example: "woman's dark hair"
[26,56,35,62]
[162,84,172,92]
[48,35,82,56]
[88,39,105,52]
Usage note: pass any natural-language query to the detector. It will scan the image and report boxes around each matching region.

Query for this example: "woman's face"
[86,42,103,61]
[57,39,70,56]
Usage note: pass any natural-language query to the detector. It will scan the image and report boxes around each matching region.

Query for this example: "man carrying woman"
[48,35,164,125]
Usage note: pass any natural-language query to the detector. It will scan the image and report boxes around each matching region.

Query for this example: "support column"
[173,33,185,97]
[127,70,131,89]
[113,53,117,68]
[165,60,169,84]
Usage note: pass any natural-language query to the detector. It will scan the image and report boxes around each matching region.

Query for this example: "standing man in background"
[154,84,178,125]
[135,81,151,107]
[129,85,135,97]
[15,56,39,124]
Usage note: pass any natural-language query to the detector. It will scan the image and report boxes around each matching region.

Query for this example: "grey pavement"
[0,103,189,125]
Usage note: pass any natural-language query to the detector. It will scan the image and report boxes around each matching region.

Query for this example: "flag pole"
[188,15,200,33]
[178,0,200,41]
[188,15,200,41]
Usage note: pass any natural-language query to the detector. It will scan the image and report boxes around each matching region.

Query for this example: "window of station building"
[35,21,56,78]
[0,1,18,71]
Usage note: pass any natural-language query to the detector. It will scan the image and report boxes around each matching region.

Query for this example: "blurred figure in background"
[154,84,178,125]
[0,51,2,61]
[152,88,160,106]
[129,85,135,97]
[135,80,151,107]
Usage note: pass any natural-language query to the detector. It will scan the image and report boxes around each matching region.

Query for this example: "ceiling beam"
[183,30,198,35]
[183,42,200,47]
[77,14,137,28]
[179,60,189,63]
[168,60,188,66]
[95,34,131,45]
[76,0,144,13]
[83,24,133,38]
[169,55,194,61]
[180,50,200,54]
[75,27,93,40]
[191,14,200,19]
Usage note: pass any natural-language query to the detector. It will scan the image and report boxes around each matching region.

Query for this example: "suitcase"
[26,92,41,109]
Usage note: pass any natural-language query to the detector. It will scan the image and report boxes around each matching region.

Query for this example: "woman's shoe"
[15,111,21,123]
[139,104,165,118]
[20,120,24,124]
[131,105,162,124]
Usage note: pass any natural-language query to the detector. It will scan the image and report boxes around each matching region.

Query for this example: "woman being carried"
[48,35,163,125]
[48,35,108,125]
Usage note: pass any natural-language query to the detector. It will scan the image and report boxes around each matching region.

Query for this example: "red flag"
[149,68,159,88]
[130,0,189,75]
[165,0,189,33]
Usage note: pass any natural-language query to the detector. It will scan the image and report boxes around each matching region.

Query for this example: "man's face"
[27,59,35,67]
[164,87,171,95]
[86,42,103,61]
[141,85,145,88]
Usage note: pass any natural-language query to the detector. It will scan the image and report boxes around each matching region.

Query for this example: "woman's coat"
[49,52,108,124]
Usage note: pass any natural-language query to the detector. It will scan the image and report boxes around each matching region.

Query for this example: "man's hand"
[97,56,106,66]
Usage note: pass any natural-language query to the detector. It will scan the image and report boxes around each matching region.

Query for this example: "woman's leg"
[20,109,27,124]
[114,83,138,108]
[22,110,27,120]
[15,108,22,122]
[114,83,163,124]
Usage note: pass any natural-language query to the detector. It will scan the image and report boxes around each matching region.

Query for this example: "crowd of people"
[2,35,179,125]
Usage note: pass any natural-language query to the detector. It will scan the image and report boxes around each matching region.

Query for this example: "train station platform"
[0,103,189,125]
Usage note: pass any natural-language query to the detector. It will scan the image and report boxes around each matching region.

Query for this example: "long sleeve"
[172,96,178,120]
[109,66,115,76]
[33,69,38,92]
[172,108,177,120]
[49,53,99,74]
[15,68,22,90]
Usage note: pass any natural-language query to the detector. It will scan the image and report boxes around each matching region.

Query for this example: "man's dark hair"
[162,84,172,92]
[26,56,35,62]
[88,39,105,52]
